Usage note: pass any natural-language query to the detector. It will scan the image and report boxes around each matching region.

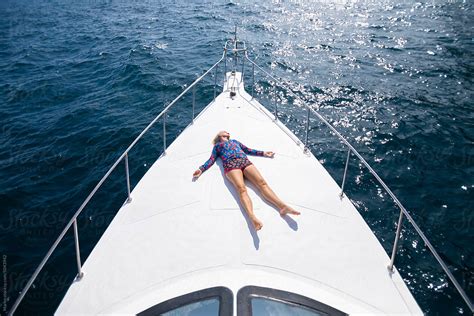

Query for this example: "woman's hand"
[193,169,202,178]
[264,151,275,158]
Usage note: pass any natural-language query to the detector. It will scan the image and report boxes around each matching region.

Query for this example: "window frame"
[137,286,233,316]
[237,285,347,316]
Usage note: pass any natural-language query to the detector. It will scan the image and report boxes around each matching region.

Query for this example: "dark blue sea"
[0,0,472,315]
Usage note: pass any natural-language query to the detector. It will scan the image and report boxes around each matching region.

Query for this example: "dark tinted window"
[237,286,347,316]
[251,297,324,316]
[161,298,219,316]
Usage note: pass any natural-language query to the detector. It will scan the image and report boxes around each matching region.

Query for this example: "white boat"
[9,37,473,315]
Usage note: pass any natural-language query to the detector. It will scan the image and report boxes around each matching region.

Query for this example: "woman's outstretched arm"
[234,140,265,156]
[200,145,218,172]
[193,145,218,178]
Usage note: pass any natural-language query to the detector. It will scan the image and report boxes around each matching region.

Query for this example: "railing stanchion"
[214,64,218,102]
[273,83,278,121]
[163,112,167,154]
[388,209,404,272]
[304,106,310,153]
[241,52,245,78]
[192,85,196,122]
[73,219,84,280]
[224,50,227,82]
[340,148,351,198]
[125,153,131,202]
[251,63,255,99]
[233,42,237,71]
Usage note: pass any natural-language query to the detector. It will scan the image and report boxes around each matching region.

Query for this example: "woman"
[193,131,300,231]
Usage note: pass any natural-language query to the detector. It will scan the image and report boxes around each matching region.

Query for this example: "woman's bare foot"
[280,205,300,216]
[250,215,263,231]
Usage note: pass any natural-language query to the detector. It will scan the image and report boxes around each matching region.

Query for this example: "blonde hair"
[212,131,227,145]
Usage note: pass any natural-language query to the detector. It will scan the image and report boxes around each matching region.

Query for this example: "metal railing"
[9,37,472,314]
[7,45,232,316]
[243,52,473,313]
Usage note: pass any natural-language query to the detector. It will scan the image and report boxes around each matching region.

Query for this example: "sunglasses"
[220,134,230,139]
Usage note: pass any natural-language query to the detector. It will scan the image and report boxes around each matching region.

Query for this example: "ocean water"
[0,0,472,315]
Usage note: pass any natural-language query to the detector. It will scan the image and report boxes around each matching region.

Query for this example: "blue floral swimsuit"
[199,139,264,174]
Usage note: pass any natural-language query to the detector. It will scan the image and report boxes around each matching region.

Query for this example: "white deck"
[56,72,422,315]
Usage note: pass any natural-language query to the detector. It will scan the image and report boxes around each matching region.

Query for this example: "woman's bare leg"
[226,169,263,230]
[243,165,300,216]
